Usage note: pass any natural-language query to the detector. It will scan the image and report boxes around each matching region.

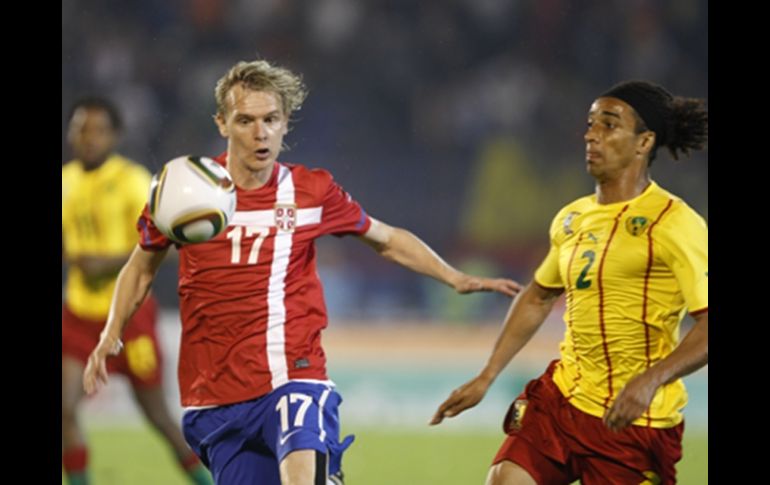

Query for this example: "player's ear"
[214,113,228,138]
[637,131,655,156]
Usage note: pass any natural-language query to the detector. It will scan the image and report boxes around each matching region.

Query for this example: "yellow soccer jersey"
[534,181,708,428]
[62,154,151,320]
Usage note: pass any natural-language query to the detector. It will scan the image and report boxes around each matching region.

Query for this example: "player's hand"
[83,335,123,395]
[453,275,522,298]
[430,375,492,425]
[603,373,658,432]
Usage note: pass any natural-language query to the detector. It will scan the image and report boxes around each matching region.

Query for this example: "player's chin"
[586,162,602,177]
[245,156,275,171]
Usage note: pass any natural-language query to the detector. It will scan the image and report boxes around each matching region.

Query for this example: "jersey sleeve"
[533,209,566,289]
[657,204,708,314]
[136,204,174,251]
[317,171,371,237]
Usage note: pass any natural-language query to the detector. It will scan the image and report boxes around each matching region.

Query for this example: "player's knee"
[280,449,322,485]
[486,460,537,485]
[62,403,78,426]
[134,391,173,427]
[142,406,176,432]
[61,408,83,447]
[486,463,505,485]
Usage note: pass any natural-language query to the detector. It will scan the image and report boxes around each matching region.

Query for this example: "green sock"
[186,463,214,485]
[66,472,90,485]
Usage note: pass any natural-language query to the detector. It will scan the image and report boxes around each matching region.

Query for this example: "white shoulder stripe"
[231,210,273,227]
[298,207,323,226]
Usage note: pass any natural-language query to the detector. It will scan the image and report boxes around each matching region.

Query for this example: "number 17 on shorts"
[269,381,354,476]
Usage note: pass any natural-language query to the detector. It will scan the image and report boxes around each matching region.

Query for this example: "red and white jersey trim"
[267,164,294,389]
[231,207,323,227]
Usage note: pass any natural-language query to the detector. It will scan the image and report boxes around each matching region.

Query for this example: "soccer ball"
[148,156,237,244]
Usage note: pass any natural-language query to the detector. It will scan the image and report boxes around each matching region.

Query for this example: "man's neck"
[595,174,651,205]
[79,154,111,172]
[228,160,275,190]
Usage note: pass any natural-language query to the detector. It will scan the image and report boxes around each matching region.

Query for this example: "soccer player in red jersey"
[83,60,522,484]
[431,81,708,484]
[62,98,212,484]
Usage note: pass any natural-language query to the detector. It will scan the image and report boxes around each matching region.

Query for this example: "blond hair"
[215,60,308,118]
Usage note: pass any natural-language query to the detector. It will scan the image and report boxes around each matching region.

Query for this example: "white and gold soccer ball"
[148,156,236,244]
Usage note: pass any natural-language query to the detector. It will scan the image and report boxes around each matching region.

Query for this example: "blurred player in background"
[62,97,212,485]
[83,59,522,485]
[432,80,708,485]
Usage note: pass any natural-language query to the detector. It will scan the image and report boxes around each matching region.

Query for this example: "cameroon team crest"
[563,211,580,235]
[640,470,661,485]
[625,216,649,236]
[275,203,297,232]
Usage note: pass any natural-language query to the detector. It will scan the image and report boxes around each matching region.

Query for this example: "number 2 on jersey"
[227,226,269,264]
[575,249,596,289]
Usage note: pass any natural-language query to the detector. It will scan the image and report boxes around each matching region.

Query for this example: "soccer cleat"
[328,470,345,485]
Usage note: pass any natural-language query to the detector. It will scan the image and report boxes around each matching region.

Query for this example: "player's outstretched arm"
[83,244,168,395]
[430,282,562,425]
[604,311,708,432]
[358,217,521,297]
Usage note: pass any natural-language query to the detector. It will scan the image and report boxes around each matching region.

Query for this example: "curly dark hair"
[602,80,707,164]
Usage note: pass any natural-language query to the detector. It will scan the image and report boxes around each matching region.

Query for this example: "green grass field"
[63,425,707,484]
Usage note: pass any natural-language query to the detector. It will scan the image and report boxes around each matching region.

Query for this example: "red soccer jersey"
[137,155,371,407]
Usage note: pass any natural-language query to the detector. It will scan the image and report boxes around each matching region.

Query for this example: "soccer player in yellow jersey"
[432,81,708,485]
[62,98,212,485]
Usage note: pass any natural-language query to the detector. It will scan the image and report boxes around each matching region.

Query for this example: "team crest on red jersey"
[275,203,297,232]
[625,215,649,236]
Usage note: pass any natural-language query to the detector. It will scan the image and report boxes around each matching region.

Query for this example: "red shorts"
[493,360,683,485]
[62,296,163,389]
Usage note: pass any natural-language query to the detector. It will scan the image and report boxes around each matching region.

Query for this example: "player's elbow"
[117,257,156,293]
[362,218,396,255]
[527,282,563,306]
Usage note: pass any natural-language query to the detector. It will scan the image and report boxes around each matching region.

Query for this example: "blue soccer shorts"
[182,381,354,484]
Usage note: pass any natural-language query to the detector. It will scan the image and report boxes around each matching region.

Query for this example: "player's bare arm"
[358,217,521,297]
[604,311,708,432]
[430,282,563,425]
[83,245,169,394]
